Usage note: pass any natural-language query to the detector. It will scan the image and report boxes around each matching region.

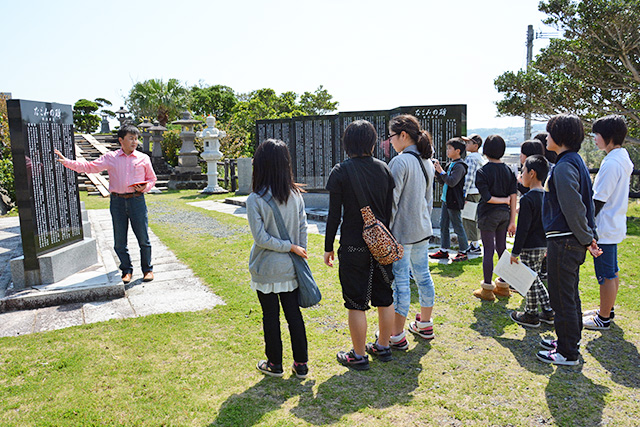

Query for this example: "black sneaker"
[536,350,580,366]
[291,362,309,379]
[540,310,555,325]
[510,311,540,328]
[257,360,284,377]
[466,244,482,255]
[337,349,370,370]
[365,342,393,362]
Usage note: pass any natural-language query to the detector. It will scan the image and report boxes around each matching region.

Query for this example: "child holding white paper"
[509,155,555,328]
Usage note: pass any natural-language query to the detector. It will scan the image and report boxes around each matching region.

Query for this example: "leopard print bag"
[360,205,404,265]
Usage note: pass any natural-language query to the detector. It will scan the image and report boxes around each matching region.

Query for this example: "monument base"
[201,186,229,194]
[168,172,208,190]
[10,237,98,289]
[1,263,124,312]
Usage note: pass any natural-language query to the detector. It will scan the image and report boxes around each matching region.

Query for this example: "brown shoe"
[493,281,511,297]
[143,271,154,282]
[473,282,496,301]
[122,273,132,284]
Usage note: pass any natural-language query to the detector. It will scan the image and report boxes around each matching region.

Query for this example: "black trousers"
[547,235,586,361]
[257,289,308,365]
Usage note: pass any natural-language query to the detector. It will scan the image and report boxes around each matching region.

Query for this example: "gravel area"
[147,201,250,238]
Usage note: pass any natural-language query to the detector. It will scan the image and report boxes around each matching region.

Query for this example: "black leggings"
[257,289,308,365]
[481,229,507,284]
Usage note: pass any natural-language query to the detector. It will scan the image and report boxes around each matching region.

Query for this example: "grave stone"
[7,99,98,289]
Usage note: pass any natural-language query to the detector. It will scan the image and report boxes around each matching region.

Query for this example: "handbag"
[344,161,404,265]
[262,192,321,308]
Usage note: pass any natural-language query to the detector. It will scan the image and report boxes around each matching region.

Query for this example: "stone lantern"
[116,106,129,129]
[138,119,153,152]
[171,111,202,173]
[198,115,228,194]
[100,113,110,134]
[149,121,167,158]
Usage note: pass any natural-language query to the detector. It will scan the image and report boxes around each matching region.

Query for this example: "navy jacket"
[542,151,597,246]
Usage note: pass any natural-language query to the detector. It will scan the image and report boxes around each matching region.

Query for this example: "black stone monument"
[7,99,88,287]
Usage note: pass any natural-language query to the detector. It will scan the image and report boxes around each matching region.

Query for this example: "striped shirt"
[62,149,157,194]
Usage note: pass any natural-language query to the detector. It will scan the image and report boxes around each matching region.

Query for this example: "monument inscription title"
[7,99,83,270]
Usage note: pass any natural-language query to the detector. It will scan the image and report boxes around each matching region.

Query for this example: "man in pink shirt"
[55,125,157,284]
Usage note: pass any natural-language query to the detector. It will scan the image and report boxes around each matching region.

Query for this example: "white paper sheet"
[493,251,537,296]
[461,201,478,221]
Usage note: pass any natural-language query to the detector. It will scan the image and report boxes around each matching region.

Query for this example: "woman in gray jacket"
[247,139,309,379]
[387,115,437,347]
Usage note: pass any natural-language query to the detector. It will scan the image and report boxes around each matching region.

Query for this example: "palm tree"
[126,78,189,126]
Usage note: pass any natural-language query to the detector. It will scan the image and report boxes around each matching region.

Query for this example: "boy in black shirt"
[509,155,554,328]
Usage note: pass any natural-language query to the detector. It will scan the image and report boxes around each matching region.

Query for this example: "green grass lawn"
[1,192,639,426]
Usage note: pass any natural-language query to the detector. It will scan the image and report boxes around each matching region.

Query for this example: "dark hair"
[592,115,628,146]
[343,120,377,157]
[389,114,433,159]
[469,134,483,148]
[252,139,301,204]
[533,132,557,163]
[117,124,140,139]
[523,154,549,182]
[546,113,584,151]
[446,137,466,157]
[483,134,506,159]
[520,140,544,157]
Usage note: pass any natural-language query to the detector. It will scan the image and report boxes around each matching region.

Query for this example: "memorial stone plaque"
[7,99,83,271]
[256,104,466,195]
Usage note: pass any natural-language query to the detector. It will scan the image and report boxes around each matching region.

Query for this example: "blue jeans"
[440,203,469,252]
[392,239,435,318]
[110,194,152,275]
[546,235,586,361]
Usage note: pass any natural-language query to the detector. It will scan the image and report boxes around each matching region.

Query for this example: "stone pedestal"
[168,172,208,190]
[172,112,202,174]
[10,237,98,288]
[236,157,253,195]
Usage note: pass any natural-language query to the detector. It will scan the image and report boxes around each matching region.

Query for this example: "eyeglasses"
[386,133,398,141]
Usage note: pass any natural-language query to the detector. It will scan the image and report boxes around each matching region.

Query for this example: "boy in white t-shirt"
[584,115,634,330]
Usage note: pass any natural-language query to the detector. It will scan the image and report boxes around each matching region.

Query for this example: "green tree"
[73,99,101,134]
[126,78,189,126]
[189,85,237,122]
[94,97,115,119]
[300,85,339,115]
[0,97,15,206]
[494,0,640,141]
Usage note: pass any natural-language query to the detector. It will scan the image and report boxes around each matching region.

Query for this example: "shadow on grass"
[210,376,317,426]
[545,366,609,426]
[586,324,640,388]
[470,300,512,337]
[494,334,554,375]
[290,344,431,425]
[178,192,233,200]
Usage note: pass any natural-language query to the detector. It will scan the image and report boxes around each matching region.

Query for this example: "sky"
[1,0,556,130]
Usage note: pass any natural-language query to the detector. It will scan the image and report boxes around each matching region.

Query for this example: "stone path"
[0,209,224,338]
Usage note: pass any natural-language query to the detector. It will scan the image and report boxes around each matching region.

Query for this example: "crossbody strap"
[344,160,369,209]
[403,151,430,188]
[261,191,292,242]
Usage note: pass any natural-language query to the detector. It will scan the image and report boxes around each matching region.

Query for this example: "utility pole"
[524,25,534,141]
